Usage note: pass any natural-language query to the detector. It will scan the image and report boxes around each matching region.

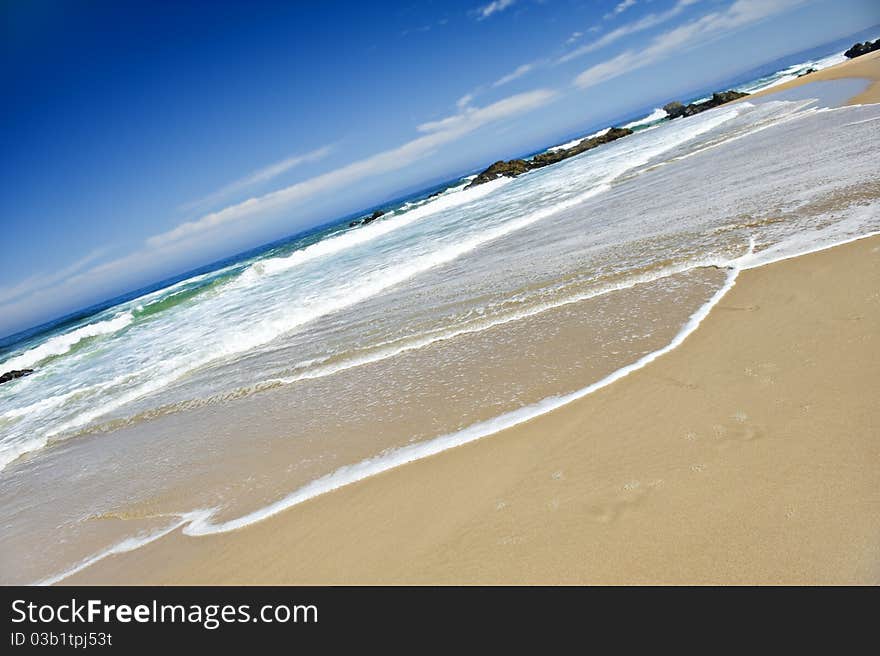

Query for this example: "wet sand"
[54,54,880,586]
[745,49,880,105]
[65,233,880,585]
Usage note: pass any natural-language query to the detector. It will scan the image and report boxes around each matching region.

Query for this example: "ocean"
[1,43,879,584]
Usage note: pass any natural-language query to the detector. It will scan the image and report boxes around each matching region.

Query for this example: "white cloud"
[457,93,475,110]
[0,248,108,307]
[574,0,805,88]
[476,0,516,20]
[565,31,583,45]
[605,0,637,21]
[148,89,556,249]
[492,63,536,87]
[559,0,701,63]
[180,144,333,213]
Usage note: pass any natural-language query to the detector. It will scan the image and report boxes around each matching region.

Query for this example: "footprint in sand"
[584,479,659,524]
[712,413,764,445]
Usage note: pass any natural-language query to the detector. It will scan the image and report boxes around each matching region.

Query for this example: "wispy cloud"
[180,145,333,213]
[559,0,700,63]
[573,0,806,89]
[148,89,556,249]
[0,248,109,307]
[476,0,516,20]
[457,93,475,110]
[605,0,637,21]
[492,62,537,87]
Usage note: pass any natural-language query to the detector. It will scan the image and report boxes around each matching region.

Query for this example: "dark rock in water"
[707,90,749,105]
[663,101,686,119]
[663,89,749,121]
[0,369,33,385]
[350,209,386,228]
[530,126,633,168]
[466,126,634,188]
[844,39,880,59]
[466,88,744,189]
[466,159,530,188]
[362,209,386,225]
[798,67,817,77]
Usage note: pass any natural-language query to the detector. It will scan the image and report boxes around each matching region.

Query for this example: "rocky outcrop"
[466,126,633,188]
[350,209,386,227]
[0,369,33,385]
[466,159,531,187]
[844,39,880,59]
[530,127,633,168]
[663,90,749,120]
[662,101,685,119]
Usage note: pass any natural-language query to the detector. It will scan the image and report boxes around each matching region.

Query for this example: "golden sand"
[60,53,880,586]
[66,234,880,585]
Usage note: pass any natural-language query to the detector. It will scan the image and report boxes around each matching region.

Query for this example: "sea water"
[1,76,878,584]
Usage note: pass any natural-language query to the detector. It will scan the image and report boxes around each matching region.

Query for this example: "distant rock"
[350,209,386,227]
[0,369,33,385]
[530,127,633,168]
[362,209,385,225]
[466,88,748,189]
[798,67,817,77]
[663,89,749,121]
[466,126,633,188]
[844,39,880,59]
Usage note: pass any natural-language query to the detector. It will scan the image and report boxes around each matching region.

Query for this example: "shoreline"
[61,231,880,585]
[18,49,880,587]
[743,49,880,104]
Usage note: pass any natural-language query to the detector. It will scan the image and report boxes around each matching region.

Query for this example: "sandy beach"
[4,50,868,587]
[746,48,880,104]
[64,229,880,585]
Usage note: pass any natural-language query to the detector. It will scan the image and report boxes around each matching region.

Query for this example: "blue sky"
[1,0,878,338]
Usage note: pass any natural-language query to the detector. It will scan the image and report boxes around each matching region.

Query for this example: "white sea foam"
[622,107,668,130]
[267,254,735,388]
[238,177,511,283]
[179,240,754,536]
[36,509,214,586]
[0,313,134,373]
[42,359,191,440]
[735,50,849,95]
[545,128,610,152]
[31,181,616,450]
